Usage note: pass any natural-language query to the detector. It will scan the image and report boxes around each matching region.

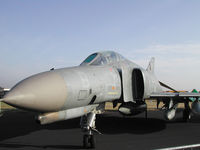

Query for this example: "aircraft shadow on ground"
[0,110,166,149]
[97,114,166,134]
[0,143,83,150]
[0,110,80,141]
[1,110,200,149]
[0,110,83,149]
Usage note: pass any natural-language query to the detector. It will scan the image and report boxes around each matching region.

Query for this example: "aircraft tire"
[83,135,90,148]
[90,135,96,148]
[83,135,96,149]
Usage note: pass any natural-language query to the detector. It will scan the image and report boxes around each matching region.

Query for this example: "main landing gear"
[183,101,192,122]
[80,112,101,149]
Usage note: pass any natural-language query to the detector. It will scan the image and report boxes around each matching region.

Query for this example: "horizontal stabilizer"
[159,81,177,92]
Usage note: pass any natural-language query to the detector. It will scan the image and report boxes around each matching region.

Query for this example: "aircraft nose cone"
[4,71,67,112]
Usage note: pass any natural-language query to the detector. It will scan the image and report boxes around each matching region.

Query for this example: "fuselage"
[3,51,162,113]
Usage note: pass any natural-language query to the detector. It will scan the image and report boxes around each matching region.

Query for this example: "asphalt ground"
[0,109,200,150]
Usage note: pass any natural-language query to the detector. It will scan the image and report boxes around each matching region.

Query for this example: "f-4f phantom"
[1,51,200,148]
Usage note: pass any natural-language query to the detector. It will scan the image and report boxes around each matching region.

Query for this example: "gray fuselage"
[3,51,162,113]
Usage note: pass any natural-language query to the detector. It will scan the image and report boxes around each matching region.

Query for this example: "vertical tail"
[146,57,155,74]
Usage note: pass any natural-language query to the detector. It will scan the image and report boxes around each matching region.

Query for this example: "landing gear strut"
[80,112,98,149]
[183,101,191,122]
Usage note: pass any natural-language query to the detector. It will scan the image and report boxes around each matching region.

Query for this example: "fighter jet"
[1,51,200,148]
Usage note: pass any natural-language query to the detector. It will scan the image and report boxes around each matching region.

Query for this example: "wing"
[150,92,200,99]
[150,92,178,98]
[149,91,200,112]
[148,81,200,121]
[154,81,200,101]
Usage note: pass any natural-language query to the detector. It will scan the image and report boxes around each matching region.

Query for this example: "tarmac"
[0,109,200,150]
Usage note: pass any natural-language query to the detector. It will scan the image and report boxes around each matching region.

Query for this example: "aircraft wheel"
[83,135,96,149]
[83,135,89,148]
[90,135,96,148]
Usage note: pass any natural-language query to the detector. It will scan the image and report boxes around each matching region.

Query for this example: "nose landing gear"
[80,112,101,149]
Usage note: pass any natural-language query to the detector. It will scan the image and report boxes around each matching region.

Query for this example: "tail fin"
[146,57,155,74]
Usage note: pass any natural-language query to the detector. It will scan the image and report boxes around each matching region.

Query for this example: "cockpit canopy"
[80,51,125,66]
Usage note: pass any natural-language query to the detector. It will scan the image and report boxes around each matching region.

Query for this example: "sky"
[0,0,200,91]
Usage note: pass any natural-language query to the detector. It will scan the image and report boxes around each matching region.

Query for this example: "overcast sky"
[0,0,200,91]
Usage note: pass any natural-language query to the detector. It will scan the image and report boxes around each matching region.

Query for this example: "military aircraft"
[1,51,200,148]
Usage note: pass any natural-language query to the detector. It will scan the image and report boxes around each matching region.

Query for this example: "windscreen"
[83,53,98,63]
